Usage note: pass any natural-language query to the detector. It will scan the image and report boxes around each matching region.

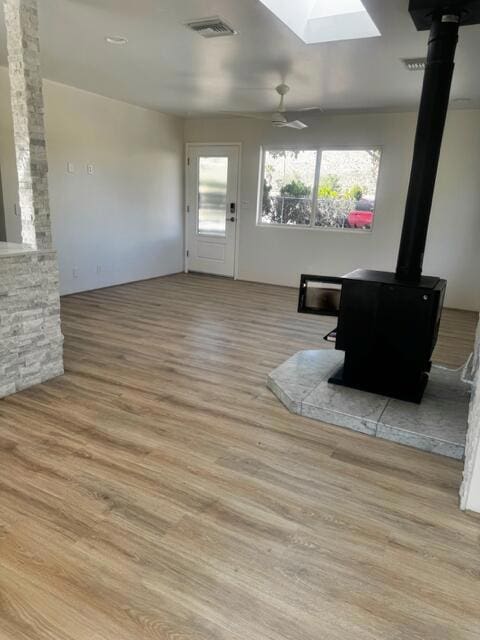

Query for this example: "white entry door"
[186,145,239,277]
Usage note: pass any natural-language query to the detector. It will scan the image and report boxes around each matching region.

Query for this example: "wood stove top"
[343,269,442,290]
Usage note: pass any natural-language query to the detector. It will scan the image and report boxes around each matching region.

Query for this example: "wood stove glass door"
[186,145,239,277]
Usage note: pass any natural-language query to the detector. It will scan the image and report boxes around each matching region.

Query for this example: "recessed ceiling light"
[105,36,128,46]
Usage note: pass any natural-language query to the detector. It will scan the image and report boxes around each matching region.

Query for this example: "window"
[261,150,317,226]
[260,147,381,231]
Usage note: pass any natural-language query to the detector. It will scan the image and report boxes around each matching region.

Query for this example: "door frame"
[184,142,242,279]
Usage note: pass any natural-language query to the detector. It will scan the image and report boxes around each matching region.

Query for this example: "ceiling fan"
[225,84,311,129]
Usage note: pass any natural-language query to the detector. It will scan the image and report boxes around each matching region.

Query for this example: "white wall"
[185,111,480,311]
[0,67,184,295]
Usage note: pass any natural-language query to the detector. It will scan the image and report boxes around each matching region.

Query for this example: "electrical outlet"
[87,164,95,175]
[67,162,75,174]
[72,267,79,279]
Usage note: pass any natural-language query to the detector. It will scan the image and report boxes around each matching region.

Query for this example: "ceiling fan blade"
[220,111,272,121]
[282,120,308,130]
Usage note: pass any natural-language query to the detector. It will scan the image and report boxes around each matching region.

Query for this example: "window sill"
[256,223,373,234]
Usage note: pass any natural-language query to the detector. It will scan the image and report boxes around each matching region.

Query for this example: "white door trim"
[185,142,242,279]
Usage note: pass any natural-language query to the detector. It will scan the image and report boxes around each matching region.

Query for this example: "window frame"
[257,145,383,233]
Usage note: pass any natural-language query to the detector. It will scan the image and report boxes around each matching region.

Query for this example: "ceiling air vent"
[185,17,238,39]
[402,57,427,71]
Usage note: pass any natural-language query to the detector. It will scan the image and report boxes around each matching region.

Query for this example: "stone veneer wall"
[0,250,63,397]
[460,323,480,510]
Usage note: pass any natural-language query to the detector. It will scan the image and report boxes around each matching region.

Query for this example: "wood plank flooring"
[0,273,479,640]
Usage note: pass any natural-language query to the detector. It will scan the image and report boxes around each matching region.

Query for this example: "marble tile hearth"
[267,350,470,459]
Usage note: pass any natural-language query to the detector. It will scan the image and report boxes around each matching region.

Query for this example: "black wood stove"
[298,1,480,403]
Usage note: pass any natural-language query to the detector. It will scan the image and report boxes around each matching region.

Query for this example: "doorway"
[185,144,240,277]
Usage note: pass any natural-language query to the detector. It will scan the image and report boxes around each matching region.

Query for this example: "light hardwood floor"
[0,273,479,640]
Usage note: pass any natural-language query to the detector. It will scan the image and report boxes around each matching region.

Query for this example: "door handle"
[230,202,236,214]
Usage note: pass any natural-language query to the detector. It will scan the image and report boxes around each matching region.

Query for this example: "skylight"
[258,0,380,44]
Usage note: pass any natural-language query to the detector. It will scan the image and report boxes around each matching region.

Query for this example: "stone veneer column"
[0,0,64,396]
[4,0,52,249]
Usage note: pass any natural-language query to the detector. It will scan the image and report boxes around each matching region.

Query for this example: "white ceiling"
[0,0,479,116]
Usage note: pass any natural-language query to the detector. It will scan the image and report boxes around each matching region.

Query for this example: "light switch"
[67,162,75,174]
[87,164,95,175]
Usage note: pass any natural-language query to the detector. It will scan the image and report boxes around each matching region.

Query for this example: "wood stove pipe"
[395,12,460,282]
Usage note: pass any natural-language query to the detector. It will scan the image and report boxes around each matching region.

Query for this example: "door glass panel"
[198,156,228,236]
